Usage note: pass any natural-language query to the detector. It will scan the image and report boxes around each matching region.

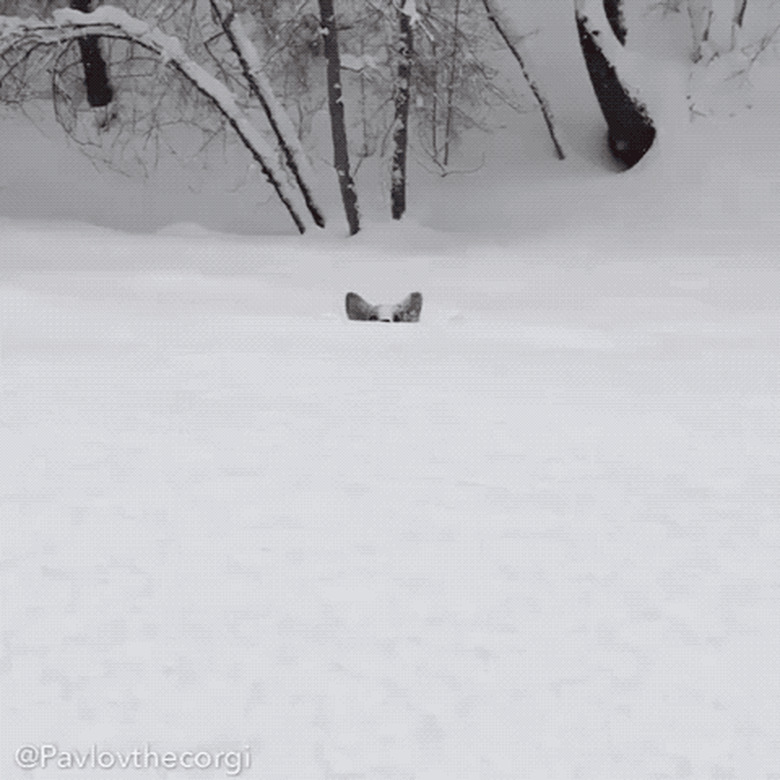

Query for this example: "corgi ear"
[392,291,423,322]
[346,291,422,322]
[345,292,378,320]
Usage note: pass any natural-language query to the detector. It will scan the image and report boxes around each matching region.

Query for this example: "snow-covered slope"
[3,218,780,778]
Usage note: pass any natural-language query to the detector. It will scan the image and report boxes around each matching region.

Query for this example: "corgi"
[345,291,422,322]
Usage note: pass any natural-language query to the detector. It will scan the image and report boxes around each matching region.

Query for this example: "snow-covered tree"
[574,0,656,168]
[688,0,714,60]
[0,6,318,232]
[403,0,535,171]
[0,3,328,233]
[603,0,627,44]
[7,0,780,236]
[234,0,325,138]
[209,0,325,228]
[391,0,415,220]
[69,0,113,109]
[686,0,754,57]
[318,0,360,234]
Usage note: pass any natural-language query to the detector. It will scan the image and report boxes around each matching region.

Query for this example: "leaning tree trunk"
[480,0,566,160]
[318,0,360,235]
[70,0,113,107]
[209,0,325,228]
[391,0,414,220]
[442,0,461,167]
[575,0,655,168]
[1,7,310,233]
[603,0,627,45]
[138,27,307,233]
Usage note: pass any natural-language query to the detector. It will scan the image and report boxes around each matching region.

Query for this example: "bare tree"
[69,0,113,108]
[479,0,566,160]
[391,0,414,220]
[350,0,520,175]
[0,7,312,232]
[441,0,462,167]
[318,0,360,235]
[209,0,325,228]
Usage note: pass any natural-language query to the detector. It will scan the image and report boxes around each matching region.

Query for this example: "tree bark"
[391,1,413,220]
[70,0,113,108]
[318,0,360,235]
[575,2,655,168]
[603,0,627,45]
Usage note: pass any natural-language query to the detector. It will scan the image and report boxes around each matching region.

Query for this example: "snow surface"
[3,2,780,778]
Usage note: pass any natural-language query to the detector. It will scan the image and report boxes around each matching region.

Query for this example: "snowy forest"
[1,0,779,235]
[3,2,780,780]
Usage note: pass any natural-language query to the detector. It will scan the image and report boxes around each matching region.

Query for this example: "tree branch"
[209,0,325,228]
[479,0,566,160]
[0,7,309,233]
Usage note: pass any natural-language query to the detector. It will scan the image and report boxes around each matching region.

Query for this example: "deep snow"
[3,226,780,779]
[3,2,780,778]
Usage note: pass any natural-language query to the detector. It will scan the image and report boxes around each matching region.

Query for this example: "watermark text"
[15,744,251,776]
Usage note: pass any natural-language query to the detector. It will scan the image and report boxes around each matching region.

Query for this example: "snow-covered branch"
[687,0,714,61]
[574,0,656,168]
[0,6,311,233]
[317,0,360,235]
[397,0,420,26]
[208,0,325,228]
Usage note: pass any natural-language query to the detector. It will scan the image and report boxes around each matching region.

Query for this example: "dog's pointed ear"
[345,292,378,320]
[392,291,423,322]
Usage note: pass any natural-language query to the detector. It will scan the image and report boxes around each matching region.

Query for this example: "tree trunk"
[480,0,566,160]
[210,1,325,228]
[430,35,439,163]
[442,0,461,167]
[318,0,360,235]
[575,1,655,168]
[604,0,627,45]
[733,0,748,28]
[391,1,413,220]
[732,0,747,49]
[70,0,113,108]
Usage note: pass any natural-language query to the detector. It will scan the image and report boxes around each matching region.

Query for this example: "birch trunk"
[391,1,413,220]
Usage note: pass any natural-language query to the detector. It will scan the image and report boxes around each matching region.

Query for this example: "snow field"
[3,225,780,778]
